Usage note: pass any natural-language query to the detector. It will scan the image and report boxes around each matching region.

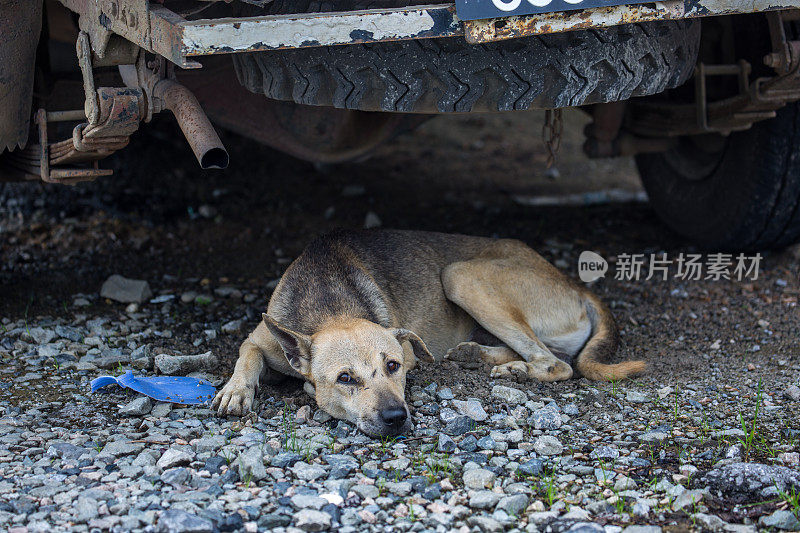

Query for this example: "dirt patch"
[1,108,799,530]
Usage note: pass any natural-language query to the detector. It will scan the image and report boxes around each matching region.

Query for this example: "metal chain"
[542,109,563,168]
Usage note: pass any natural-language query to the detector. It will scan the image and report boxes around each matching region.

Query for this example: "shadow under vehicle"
[4,0,800,249]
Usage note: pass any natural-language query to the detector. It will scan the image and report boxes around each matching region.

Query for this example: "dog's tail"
[575,292,646,381]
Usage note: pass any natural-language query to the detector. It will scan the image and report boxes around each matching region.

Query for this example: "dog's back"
[267,230,489,355]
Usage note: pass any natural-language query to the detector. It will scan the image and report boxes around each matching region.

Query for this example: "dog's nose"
[380,406,407,428]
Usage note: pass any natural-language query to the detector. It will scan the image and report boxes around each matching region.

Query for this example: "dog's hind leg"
[490,360,565,382]
[445,342,521,368]
[442,242,576,382]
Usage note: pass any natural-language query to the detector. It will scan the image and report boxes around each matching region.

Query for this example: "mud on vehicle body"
[3,0,800,249]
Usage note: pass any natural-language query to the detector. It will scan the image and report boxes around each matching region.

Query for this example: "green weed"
[423,453,452,483]
[777,485,800,520]
[281,406,300,452]
[737,380,763,459]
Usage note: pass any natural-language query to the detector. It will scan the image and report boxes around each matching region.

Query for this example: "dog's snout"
[379,406,407,428]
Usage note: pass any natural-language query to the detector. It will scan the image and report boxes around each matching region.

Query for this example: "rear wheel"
[635,102,800,250]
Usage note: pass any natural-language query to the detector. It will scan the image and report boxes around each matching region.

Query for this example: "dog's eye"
[337,372,353,384]
[386,361,400,373]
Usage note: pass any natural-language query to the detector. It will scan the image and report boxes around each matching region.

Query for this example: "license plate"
[454,0,652,22]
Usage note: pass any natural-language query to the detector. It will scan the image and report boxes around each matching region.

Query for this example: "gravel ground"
[1,110,799,533]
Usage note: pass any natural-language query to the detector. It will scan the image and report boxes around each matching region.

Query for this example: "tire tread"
[232,21,700,113]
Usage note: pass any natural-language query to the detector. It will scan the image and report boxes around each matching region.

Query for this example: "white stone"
[533,435,563,456]
[157,448,195,469]
[463,468,496,490]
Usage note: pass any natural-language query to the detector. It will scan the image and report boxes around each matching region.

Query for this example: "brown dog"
[213,230,644,436]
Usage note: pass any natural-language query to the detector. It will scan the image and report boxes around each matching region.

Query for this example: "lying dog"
[213,230,645,436]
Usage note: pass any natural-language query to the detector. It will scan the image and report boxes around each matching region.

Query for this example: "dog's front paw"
[212,379,255,416]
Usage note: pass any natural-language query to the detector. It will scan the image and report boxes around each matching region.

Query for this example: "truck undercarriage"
[4,0,800,248]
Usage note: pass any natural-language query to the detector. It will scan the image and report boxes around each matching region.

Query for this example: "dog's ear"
[393,328,434,363]
[263,314,312,377]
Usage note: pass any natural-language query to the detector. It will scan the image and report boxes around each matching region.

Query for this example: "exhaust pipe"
[153,79,229,169]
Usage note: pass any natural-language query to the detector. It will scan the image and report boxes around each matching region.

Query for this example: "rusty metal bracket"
[694,61,752,131]
[764,10,799,74]
[12,31,144,183]
[119,53,167,122]
[3,27,228,184]
[147,4,461,68]
[27,109,114,184]
[71,0,151,60]
[585,10,800,152]
[2,33,139,185]
[465,0,800,43]
[56,0,800,70]
[3,87,140,184]
[701,11,800,132]
[77,32,100,125]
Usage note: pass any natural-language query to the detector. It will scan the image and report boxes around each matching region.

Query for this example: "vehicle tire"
[635,103,800,250]
[232,20,700,113]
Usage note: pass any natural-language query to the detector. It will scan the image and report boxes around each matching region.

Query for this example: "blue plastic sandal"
[91,370,216,405]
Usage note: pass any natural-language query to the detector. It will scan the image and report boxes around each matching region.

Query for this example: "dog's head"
[262,314,433,437]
